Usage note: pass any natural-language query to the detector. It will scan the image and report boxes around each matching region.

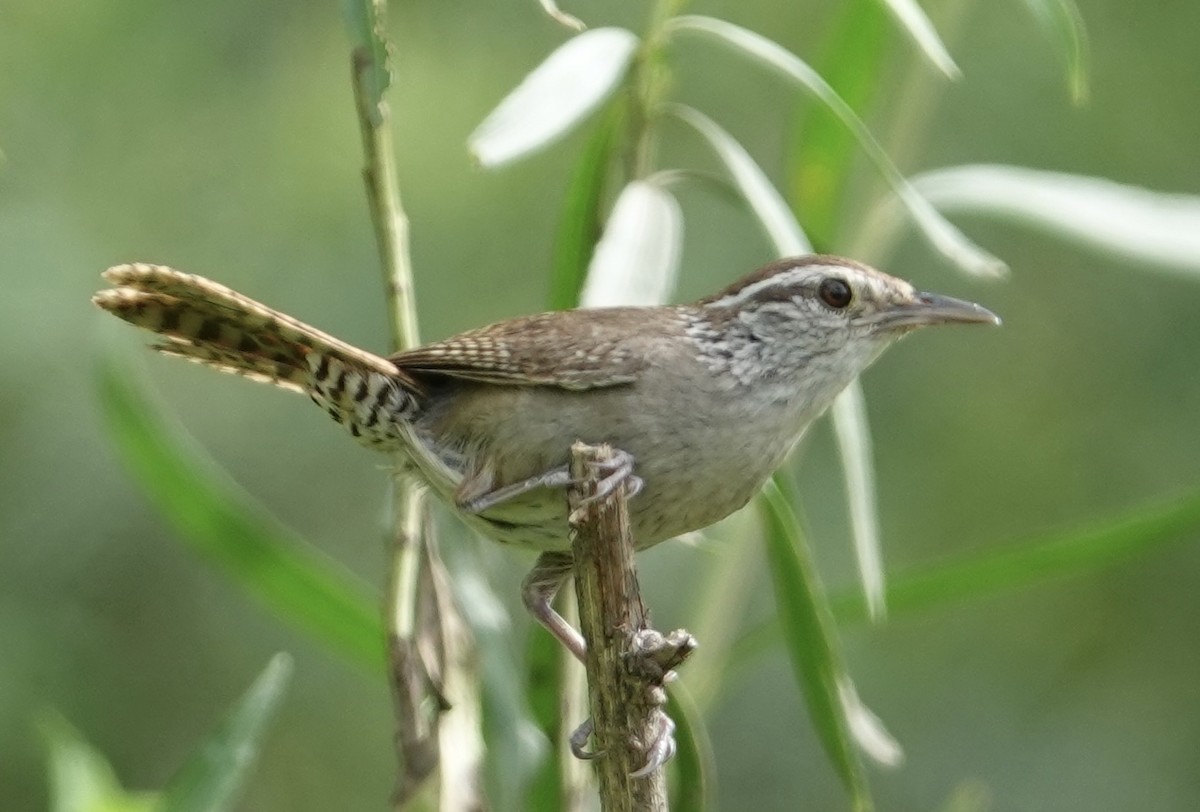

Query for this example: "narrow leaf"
[522,629,566,810]
[912,164,1200,275]
[850,483,1200,621]
[1019,0,1089,103]
[875,0,960,78]
[668,102,887,620]
[667,103,812,255]
[96,353,385,674]
[758,479,887,807]
[667,15,1007,278]
[789,0,891,250]
[437,541,545,812]
[162,654,293,812]
[548,103,624,310]
[469,28,639,168]
[830,382,887,622]
[42,715,158,812]
[666,686,716,811]
[580,180,682,307]
[728,482,1200,678]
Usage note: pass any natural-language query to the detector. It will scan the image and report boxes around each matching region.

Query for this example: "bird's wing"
[392,308,655,390]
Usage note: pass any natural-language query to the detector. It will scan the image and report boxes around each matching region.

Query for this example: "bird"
[94,255,998,660]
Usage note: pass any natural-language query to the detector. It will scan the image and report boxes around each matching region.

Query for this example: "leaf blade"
[668,15,1006,278]
[580,179,682,308]
[162,654,294,812]
[667,103,811,256]
[830,382,886,622]
[757,479,885,808]
[1019,0,1090,103]
[789,0,891,250]
[41,714,159,812]
[875,0,960,79]
[548,103,624,310]
[96,353,385,674]
[469,28,639,168]
[912,164,1200,275]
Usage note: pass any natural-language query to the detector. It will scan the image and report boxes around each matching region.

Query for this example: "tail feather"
[94,263,420,450]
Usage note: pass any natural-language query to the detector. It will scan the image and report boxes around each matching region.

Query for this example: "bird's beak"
[875,291,1001,331]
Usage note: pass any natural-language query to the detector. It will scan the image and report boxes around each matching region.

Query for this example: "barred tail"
[94,263,420,449]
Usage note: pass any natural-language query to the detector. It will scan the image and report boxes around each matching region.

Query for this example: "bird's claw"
[630,709,677,778]
[569,717,604,760]
[575,448,642,507]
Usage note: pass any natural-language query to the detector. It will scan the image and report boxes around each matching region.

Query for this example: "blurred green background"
[4,0,1200,809]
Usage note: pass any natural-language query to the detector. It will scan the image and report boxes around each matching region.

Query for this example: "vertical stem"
[345,2,479,808]
[352,45,420,353]
[622,0,692,181]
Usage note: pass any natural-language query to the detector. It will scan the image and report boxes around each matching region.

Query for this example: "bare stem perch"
[568,442,696,811]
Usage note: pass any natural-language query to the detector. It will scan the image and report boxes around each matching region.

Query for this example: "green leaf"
[96,352,385,674]
[522,628,564,810]
[730,482,1200,672]
[162,654,293,812]
[757,479,874,809]
[667,15,1006,278]
[789,0,891,250]
[841,482,1200,621]
[666,685,715,812]
[549,103,623,311]
[41,714,159,812]
[1019,0,1089,103]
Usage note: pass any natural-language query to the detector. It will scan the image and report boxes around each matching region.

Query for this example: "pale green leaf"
[788,0,891,250]
[667,15,1007,278]
[667,103,811,255]
[162,654,293,812]
[875,0,960,78]
[912,164,1200,276]
[469,28,638,168]
[830,382,886,622]
[580,179,682,307]
[42,715,159,812]
[1019,0,1089,103]
[666,685,716,811]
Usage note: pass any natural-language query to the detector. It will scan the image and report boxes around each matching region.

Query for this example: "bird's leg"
[456,449,642,516]
[521,550,585,661]
[457,465,572,515]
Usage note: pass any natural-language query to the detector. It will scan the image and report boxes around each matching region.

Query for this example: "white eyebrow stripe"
[704,263,848,309]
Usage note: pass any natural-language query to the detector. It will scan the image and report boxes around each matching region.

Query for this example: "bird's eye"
[818,277,853,310]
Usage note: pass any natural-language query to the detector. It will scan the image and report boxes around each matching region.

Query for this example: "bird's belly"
[413,381,808,552]
[448,416,800,553]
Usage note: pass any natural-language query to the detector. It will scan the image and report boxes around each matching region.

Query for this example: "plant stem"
[352,47,420,352]
[568,442,696,811]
